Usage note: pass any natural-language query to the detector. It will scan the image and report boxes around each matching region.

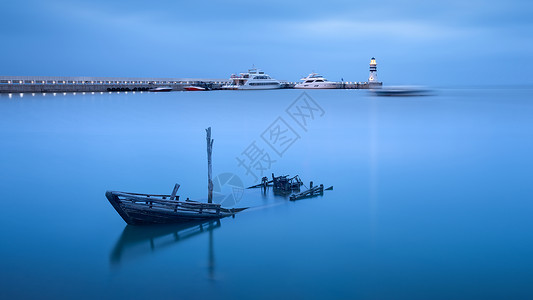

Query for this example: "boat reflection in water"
[371,85,433,97]
[110,219,221,278]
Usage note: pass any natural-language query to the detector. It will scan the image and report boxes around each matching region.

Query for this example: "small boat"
[184,86,207,91]
[106,189,243,225]
[149,86,173,92]
[221,67,281,90]
[372,86,432,97]
[106,128,247,225]
[294,73,340,89]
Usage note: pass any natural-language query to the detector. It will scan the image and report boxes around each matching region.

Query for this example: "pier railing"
[0,75,230,93]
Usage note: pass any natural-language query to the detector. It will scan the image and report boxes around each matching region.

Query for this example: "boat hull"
[221,84,281,90]
[294,82,340,89]
[184,86,206,91]
[106,191,235,225]
[149,87,173,92]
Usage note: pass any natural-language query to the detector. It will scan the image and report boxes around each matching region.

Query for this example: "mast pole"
[206,127,214,203]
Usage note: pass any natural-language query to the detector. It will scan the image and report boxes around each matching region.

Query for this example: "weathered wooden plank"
[247,178,274,189]
[115,191,173,197]
[117,195,221,211]
[289,183,324,201]
[122,201,220,212]
[122,202,220,215]
[113,192,221,207]
[170,183,180,200]
[206,127,214,203]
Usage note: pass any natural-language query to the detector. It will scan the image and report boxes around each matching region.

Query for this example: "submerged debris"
[248,173,332,200]
[289,181,333,201]
[247,173,303,193]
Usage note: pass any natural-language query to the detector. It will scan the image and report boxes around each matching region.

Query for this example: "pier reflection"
[110,220,221,277]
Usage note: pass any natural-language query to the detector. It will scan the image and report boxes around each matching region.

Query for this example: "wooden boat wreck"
[106,188,244,225]
[106,127,246,225]
[249,174,333,201]
[272,174,303,193]
[247,173,303,193]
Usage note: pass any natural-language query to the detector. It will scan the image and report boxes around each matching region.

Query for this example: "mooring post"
[310,181,313,195]
[261,176,268,191]
[206,127,214,204]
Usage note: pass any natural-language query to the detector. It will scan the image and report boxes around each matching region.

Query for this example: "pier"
[281,81,382,89]
[0,76,230,93]
[0,76,381,93]
[1,58,382,94]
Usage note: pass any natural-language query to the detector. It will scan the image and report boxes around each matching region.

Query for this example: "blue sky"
[1,0,532,85]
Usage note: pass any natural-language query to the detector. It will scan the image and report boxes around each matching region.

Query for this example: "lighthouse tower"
[369,57,378,82]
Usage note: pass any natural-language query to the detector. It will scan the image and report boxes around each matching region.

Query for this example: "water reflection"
[0,90,144,99]
[110,220,221,277]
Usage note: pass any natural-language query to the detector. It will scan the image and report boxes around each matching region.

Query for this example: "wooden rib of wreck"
[106,127,246,225]
[289,181,333,201]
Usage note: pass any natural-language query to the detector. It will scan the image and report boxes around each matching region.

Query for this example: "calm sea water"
[1,88,532,299]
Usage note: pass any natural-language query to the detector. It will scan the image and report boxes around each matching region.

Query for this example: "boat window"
[305,80,314,83]
[249,82,279,86]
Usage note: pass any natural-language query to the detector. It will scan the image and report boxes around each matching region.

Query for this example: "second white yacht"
[294,73,340,89]
[221,68,281,90]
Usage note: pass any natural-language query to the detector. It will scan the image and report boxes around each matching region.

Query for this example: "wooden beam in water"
[206,127,214,204]
[289,184,324,201]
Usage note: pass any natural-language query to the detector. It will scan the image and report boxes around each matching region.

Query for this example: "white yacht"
[222,68,281,90]
[294,73,340,89]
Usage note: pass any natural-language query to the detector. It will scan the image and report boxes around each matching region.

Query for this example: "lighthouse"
[369,57,378,82]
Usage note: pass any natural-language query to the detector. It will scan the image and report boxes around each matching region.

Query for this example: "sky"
[1,0,532,86]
